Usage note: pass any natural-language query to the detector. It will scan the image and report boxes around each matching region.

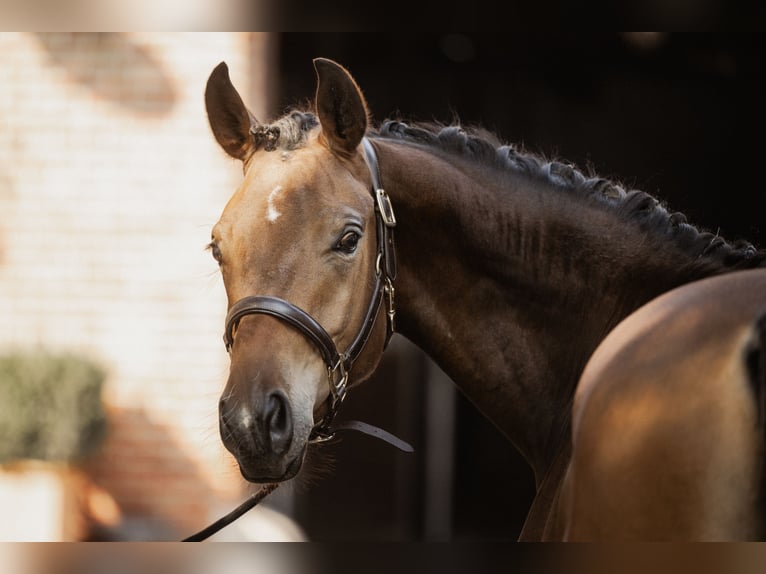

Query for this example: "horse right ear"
[313,58,369,157]
[205,62,258,161]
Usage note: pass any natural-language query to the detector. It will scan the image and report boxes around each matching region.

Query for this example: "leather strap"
[364,138,397,281]
[331,420,414,452]
[224,295,341,368]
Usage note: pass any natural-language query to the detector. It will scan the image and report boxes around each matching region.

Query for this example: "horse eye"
[208,242,223,265]
[336,231,361,254]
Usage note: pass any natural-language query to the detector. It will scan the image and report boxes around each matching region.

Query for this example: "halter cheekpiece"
[222,138,398,443]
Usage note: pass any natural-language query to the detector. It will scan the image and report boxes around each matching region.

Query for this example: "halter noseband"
[222,138,397,443]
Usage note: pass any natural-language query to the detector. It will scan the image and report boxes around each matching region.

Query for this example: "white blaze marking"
[266,185,283,222]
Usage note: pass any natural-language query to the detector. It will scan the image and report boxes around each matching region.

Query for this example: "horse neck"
[375,138,729,482]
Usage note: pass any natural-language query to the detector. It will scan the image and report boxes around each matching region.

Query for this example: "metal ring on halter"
[309,361,348,445]
[308,429,336,443]
[328,358,349,404]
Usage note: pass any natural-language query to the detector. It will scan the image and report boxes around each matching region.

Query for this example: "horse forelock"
[253,110,319,152]
[372,119,766,272]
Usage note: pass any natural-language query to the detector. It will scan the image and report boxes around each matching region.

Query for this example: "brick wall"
[0,32,274,539]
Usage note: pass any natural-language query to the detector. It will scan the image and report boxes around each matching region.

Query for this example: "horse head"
[205,59,390,482]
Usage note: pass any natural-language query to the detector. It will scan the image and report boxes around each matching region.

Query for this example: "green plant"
[0,350,107,464]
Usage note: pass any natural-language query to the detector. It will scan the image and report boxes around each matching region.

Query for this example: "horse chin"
[237,447,306,483]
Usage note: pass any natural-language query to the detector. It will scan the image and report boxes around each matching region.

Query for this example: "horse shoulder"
[562,269,766,540]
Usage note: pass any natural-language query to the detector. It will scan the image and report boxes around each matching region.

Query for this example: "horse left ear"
[313,58,369,157]
[205,61,258,161]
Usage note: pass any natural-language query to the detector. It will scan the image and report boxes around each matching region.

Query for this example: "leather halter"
[222,138,398,443]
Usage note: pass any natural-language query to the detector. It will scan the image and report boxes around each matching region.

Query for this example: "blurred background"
[0,32,753,542]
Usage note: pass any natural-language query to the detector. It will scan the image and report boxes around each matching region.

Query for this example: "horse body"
[564,270,766,540]
[204,58,766,540]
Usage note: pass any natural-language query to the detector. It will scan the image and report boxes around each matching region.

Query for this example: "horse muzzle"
[218,388,308,482]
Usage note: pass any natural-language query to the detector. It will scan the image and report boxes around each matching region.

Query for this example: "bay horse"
[203,58,766,541]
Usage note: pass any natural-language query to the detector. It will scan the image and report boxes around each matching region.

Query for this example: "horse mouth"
[236,449,305,483]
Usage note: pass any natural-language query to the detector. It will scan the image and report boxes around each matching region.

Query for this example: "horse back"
[563,269,766,540]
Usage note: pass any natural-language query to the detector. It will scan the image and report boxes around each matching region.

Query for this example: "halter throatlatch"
[222,138,403,446]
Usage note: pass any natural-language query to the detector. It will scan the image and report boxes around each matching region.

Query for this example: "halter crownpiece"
[222,137,404,446]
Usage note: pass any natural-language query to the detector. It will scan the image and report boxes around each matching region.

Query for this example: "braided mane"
[261,110,764,271]
[374,120,766,272]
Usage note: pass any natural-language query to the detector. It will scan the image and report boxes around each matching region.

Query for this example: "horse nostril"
[264,390,293,454]
[219,396,234,433]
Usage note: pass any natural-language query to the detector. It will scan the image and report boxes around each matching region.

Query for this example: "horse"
[203,57,766,541]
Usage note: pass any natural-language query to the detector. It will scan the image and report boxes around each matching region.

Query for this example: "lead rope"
[181,421,414,541]
[182,483,279,542]
[181,422,414,541]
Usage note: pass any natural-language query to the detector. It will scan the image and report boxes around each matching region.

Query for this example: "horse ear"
[205,62,258,161]
[313,58,369,157]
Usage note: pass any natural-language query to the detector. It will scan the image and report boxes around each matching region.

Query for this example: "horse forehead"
[217,148,370,249]
[244,152,315,200]
[238,147,361,208]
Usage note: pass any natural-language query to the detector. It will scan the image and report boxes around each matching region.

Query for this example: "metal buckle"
[328,359,349,404]
[384,277,396,329]
[308,360,349,445]
[375,189,397,228]
[309,428,336,444]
